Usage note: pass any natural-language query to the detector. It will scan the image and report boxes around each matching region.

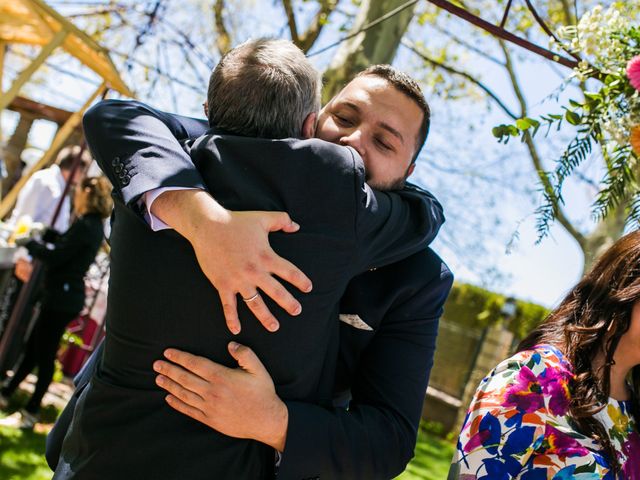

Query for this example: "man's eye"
[375,137,392,150]
[334,114,352,126]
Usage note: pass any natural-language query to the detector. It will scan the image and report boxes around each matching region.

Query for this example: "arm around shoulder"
[83,100,208,205]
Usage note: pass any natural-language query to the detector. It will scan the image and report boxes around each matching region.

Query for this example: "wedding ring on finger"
[242,292,260,303]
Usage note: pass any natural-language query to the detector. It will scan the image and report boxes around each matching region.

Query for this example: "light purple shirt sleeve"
[141,187,202,231]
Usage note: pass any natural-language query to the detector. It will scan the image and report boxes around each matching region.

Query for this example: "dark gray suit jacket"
[53,101,444,480]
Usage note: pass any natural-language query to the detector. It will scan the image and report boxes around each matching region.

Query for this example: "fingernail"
[305,283,313,293]
[156,375,165,385]
[153,361,162,372]
[228,341,239,352]
[293,305,302,316]
[231,327,240,335]
[269,322,279,332]
[292,221,300,229]
[164,349,174,360]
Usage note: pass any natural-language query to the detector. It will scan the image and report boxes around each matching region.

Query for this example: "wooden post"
[0,29,68,112]
[0,82,106,219]
[0,41,5,143]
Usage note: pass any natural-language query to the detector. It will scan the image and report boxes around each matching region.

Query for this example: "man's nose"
[339,130,365,158]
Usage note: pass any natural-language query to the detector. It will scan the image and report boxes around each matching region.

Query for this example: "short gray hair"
[207,38,321,139]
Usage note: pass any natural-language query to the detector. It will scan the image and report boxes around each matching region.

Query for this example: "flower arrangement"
[492,3,640,237]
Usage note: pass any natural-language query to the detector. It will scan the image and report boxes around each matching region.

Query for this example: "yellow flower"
[607,403,629,435]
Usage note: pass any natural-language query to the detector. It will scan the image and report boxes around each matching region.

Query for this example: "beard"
[366,173,407,191]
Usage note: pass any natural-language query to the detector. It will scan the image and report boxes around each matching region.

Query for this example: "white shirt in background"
[7,164,70,233]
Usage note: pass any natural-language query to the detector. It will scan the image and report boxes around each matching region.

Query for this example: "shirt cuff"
[141,187,201,231]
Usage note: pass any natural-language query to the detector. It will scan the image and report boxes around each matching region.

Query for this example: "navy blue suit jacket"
[48,101,452,479]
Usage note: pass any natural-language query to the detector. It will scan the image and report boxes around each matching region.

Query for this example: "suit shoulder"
[288,138,363,172]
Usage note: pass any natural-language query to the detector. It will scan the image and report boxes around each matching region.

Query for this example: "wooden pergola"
[0,0,132,217]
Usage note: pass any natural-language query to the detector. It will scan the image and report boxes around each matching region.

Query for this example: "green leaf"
[515,117,540,131]
[565,110,581,125]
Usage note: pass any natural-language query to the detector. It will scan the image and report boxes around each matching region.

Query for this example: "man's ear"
[302,112,317,139]
[203,101,209,119]
[406,162,416,178]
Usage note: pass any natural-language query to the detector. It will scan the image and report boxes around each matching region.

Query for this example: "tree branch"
[499,40,587,251]
[425,0,579,70]
[297,0,337,53]
[429,23,505,67]
[402,40,518,119]
[281,0,301,46]
[523,0,582,62]
[214,0,231,55]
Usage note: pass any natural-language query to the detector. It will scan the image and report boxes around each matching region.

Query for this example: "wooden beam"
[0,41,5,144]
[0,81,106,218]
[8,96,74,125]
[0,41,5,95]
[0,27,68,111]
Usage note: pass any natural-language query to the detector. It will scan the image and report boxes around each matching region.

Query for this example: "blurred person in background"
[7,145,90,235]
[450,230,640,479]
[0,176,112,428]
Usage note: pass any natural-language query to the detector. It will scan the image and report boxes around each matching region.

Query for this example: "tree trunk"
[322,0,418,101]
[582,207,628,271]
[2,114,34,197]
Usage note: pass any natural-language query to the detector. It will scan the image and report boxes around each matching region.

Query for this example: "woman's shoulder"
[474,344,574,418]
[493,344,573,379]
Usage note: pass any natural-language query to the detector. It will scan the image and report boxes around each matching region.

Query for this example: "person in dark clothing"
[0,176,112,428]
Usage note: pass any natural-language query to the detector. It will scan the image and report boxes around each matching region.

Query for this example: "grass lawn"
[0,390,60,480]
[0,398,455,480]
[0,426,51,480]
[395,426,456,480]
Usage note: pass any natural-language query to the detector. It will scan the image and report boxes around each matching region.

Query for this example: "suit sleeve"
[26,219,92,269]
[348,150,444,272]
[82,100,209,205]
[278,260,454,480]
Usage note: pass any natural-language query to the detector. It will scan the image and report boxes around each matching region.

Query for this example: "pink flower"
[622,432,640,479]
[503,363,572,416]
[627,56,640,91]
[543,424,590,459]
[503,366,545,414]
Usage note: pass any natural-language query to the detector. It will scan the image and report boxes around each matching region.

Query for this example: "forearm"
[150,189,230,241]
[253,398,288,452]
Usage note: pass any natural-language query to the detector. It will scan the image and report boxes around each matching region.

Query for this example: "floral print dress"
[449,345,640,479]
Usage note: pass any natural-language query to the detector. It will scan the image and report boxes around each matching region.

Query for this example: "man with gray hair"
[54,39,442,479]
[206,38,321,139]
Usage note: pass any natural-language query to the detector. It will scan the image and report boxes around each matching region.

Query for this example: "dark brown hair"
[79,176,113,219]
[56,145,91,171]
[518,230,640,474]
[356,65,431,163]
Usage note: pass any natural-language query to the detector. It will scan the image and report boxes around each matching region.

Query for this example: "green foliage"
[492,6,640,240]
[394,422,456,480]
[443,283,549,339]
[0,426,50,480]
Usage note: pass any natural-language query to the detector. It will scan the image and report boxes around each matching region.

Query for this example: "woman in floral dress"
[450,231,640,479]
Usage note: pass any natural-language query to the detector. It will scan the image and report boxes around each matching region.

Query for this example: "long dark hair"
[518,230,640,475]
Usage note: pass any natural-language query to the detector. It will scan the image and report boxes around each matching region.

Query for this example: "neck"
[593,350,632,401]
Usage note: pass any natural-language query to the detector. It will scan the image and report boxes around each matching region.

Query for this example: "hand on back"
[151,189,313,333]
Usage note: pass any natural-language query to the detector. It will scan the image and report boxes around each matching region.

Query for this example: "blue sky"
[2,1,610,308]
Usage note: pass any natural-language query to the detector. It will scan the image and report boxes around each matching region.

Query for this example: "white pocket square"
[339,314,373,331]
